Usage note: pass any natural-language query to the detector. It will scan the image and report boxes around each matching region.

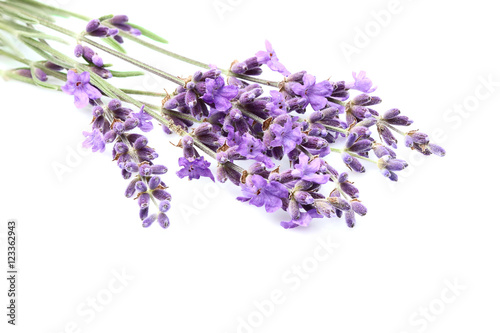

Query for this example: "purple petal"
[73,89,89,108]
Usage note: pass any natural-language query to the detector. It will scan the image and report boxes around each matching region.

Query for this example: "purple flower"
[348,71,377,93]
[268,116,302,154]
[202,76,238,111]
[235,133,265,159]
[255,40,290,76]
[266,90,289,117]
[292,74,333,111]
[132,105,154,132]
[61,71,101,108]
[82,129,105,152]
[176,156,214,181]
[291,153,330,184]
[281,209,323,229]
[235,133,275,168]
[237,174,288,213]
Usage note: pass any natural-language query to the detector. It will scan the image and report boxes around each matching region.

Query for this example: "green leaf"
[0,6,39,24]
[10,0,71,19]
[98,14,114,21]
[19,31,69,44]
[0,32,23,57]
[3,1,55,22]
[127,23,168,44]
[101,36,127,54]
[109,70,144,78]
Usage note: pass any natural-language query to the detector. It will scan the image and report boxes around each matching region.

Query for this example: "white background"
[1,0,499,332]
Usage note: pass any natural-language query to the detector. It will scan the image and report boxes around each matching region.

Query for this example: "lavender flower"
[237,174,288,213]
[61,71,101,108]
[176,156,215,181]
[202,76,238,111]
[82,129,106,152]
[109,15,142,36]
[292,74,333,111]
[132,105,154,132]
[347,71,377,93]
[255,40,290,76]
[291,153,330,184]
[281,209,323,229]
[266,115,302,154]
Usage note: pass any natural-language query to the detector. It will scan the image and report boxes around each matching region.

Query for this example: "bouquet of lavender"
[0,0,444,230]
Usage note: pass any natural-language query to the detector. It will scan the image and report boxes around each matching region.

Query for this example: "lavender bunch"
[0,0,444,230]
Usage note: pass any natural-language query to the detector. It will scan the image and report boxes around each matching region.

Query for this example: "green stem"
[379,120,407,136]
[120,89,166,97]
[14,0,91,20]
[330,148,377,164]
[327,97,346,107]
[240,108,265,124]
[163,109,202,124]
[1,69,37,86]
[82,36,184,85]
[322,124,348,134]
[1,3,184,85]
[9,0,280,87]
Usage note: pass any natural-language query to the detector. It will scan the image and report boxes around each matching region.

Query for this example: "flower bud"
[158,213,170,229]
[148,176,161,190]
[159,200,171,213]
[294,191,314,205]
[383,108,400,119]
[142,214,157,228]
[86,19,101,33]
[133,136,148,150]
[138,193,150,209]
[351,201,367,216]
[345,210,356,228]
[92,54,104,67]
[152,189,171,201]
[124,162,139,173]
[74,45,84,57]
[429,143,446,157]
[125,179,139,198]
[151,165,168,174]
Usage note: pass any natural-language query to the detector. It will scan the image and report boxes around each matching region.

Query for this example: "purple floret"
[292,74,333,111]
[202,76,238,111]
[291,153,330,184]
[132,105,154,132]
[61,71,101,108]
[82,129,106,153]
[347,71,377,93]
[237,174,288,213]
[255,40,290,76]
[176,156,215,181]
[268,116,302,154]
